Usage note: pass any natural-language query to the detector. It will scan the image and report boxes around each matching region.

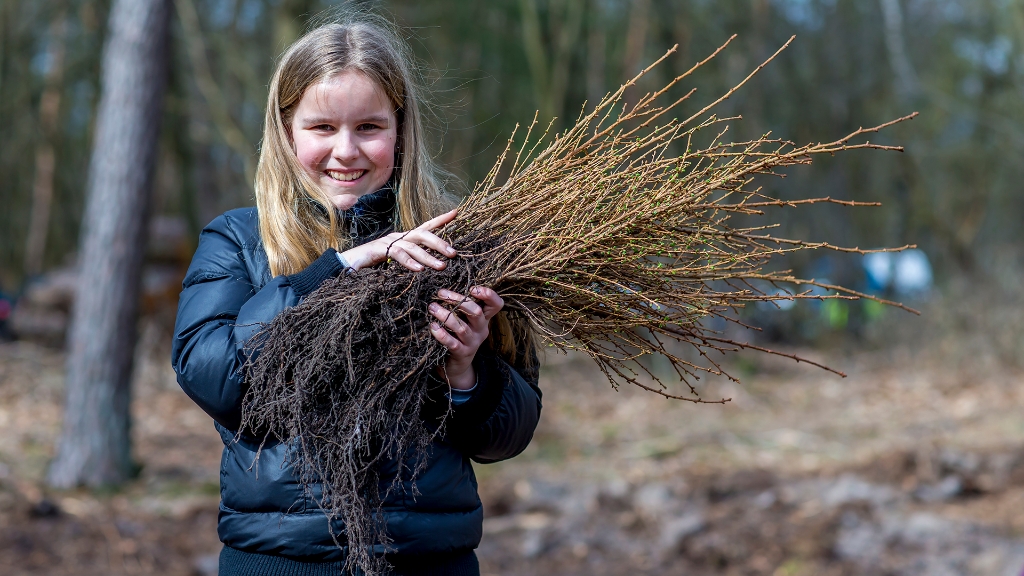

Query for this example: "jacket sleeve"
[170,214,346,431]
[438,346,543,464]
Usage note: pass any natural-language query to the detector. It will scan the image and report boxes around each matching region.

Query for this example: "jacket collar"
[343,181,397,242]
[303,181,397,243]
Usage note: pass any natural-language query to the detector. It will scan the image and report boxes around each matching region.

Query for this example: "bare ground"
[2,286,1024,575]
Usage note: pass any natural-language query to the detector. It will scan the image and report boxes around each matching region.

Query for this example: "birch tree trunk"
[47,0,171,488]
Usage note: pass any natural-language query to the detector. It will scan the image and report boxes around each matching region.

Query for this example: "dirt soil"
[3,290,1024,575]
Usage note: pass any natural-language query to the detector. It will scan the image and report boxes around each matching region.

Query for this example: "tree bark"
[47,0,171,488]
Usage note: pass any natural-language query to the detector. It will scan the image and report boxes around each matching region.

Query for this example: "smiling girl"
[172,12,541,576]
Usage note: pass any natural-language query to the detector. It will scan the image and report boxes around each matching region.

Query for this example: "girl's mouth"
[325,169,367,182]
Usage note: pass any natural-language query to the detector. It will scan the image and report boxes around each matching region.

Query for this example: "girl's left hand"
[428,286,504,390]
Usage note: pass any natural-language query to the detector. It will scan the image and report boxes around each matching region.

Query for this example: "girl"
[171,12,541,576]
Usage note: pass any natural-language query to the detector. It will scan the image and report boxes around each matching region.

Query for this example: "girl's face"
[290,70,398,211]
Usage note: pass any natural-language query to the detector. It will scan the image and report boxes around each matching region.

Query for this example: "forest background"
[3,0,1020,287]
[4,1,1024,575]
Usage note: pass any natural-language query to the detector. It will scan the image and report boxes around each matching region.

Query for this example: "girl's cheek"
[294,135,329,173]
[367,137,397,172]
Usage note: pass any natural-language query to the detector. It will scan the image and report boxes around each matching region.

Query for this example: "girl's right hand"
[340,208,458,272]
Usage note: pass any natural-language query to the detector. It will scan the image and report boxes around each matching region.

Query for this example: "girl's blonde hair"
[256,10,532,366]
[256,13,451,276]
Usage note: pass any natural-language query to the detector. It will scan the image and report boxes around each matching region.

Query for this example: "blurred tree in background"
[47,0,171,488]
[1,0,1021,291]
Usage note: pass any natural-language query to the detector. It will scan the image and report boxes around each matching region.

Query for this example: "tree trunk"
[620,0,649,105]
[519,0,583,126]
[879,0,919,100]
[585,0,606,111]
[47,0,171,488]
[176,0,256,185]
[24,13,68,279]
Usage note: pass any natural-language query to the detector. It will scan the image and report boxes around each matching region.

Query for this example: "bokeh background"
[3,0,1024,574]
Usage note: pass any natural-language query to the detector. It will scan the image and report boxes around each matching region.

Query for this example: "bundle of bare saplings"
[241,36,917,574]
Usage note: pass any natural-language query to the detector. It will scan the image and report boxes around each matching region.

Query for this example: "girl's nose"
[333,129,360,162]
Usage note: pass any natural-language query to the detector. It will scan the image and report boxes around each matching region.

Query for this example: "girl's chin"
[322,180,371,210]
[328,193,362,211]
[320,172,391,210]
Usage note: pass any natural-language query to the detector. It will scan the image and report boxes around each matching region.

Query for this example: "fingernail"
[438,290,449,298]
[471,287,482,296]
[429,303,439,312]
[430,322,440,330]
[445,246,456,256]
[433,260,444,269]
[412,263,423,271]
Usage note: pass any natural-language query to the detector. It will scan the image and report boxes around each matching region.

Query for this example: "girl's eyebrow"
[357,115,391,124]
[301,116,336,126]
[300,115,391,125]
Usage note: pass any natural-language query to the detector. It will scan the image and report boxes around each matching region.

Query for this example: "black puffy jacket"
[171,190,542,561]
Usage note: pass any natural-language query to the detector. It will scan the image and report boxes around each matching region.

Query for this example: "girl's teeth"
[327,170,365,182]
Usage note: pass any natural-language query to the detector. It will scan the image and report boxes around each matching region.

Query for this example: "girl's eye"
[357,123,381,131]
[314,124,334,131]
